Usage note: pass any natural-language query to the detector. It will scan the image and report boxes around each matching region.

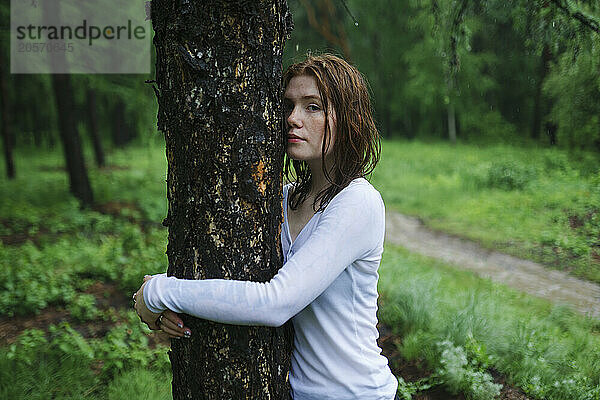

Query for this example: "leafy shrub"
[396,376,436,400]
[67,293,99,322]
[94,312,171,377]
[0,224,167,317]
[485,161,537,190]
[4,311,169,381]
[542,151,571,173]
[436,340,502,400]
[1,310,171,400]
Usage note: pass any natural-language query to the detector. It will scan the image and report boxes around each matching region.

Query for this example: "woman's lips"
[288,134,305,142]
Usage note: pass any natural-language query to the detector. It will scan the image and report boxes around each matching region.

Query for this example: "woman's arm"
[143,185,385,327]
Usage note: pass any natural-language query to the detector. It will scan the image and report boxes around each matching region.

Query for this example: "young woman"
[133,53,399,400]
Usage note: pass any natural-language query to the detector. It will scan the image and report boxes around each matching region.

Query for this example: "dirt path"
[385,211,600,319]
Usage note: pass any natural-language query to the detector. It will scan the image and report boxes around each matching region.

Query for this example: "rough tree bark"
[151,1,293,399]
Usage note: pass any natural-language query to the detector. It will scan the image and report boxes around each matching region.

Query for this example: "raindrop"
[354,22,359,27]
[295,44,299,52]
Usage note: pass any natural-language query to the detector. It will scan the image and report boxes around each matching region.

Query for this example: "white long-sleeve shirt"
[143,177,399,400]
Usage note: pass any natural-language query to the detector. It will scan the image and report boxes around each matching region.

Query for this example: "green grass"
[378,244,600,400]
[1,146,170,317]
[0,146,172,399]
[1,142,599,399]
[0,312,171,400]
[372,139,600,283]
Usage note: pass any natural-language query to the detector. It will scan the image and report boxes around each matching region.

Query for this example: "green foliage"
[4,0,599,151]
[396,376,436,400]
[282,0,600,150]
[544,44,600,151]
[67,294,99,322]
[95,312,171,377]
[0,225,167,317]
[378,245,600,400]
[379,276,437,335]
[107,369,172,400]
[436,340,502,400]
[0,349,99,400]
[485,161,537,190]
[373,140,600,283]
[0,311,171,400]
[3,142,600,399]
[0,146,169,318]
[0,145,173,398]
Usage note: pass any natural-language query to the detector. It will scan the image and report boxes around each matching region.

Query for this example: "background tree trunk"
[447,102,457,144]
[0,49,15,179]
[50,74,94,206]
[152,1,293,399]
[531,45,552,140]
[42,0,93,206]
[86,89,105,168]
[111,99,130,147]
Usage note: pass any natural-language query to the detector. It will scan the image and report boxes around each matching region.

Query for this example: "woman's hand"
[157,310,191,339]
[133,275,192,338]
[133,276,162,330]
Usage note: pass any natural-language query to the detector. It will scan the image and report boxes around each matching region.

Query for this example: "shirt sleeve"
[142,184,385,327]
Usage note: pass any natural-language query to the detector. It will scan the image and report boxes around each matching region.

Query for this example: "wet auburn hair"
[283,53,380,213]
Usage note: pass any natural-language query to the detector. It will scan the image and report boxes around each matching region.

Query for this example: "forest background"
[1,1,600,400]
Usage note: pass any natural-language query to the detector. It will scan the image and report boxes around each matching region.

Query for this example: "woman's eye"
[307,104,321,112]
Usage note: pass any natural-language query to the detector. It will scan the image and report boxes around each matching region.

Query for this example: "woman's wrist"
[133,280,163,330]
[142,274,167,313]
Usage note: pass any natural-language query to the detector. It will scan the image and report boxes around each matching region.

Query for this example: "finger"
[143,275,153,282]
[162,310,184,329]
[161,324,185,338]
[160,315,186,334]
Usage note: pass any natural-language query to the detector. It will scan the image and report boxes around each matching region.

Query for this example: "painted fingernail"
[184,330,191,337]
[177,322,183,328]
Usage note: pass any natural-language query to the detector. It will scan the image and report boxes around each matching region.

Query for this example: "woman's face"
[283,75,336,164]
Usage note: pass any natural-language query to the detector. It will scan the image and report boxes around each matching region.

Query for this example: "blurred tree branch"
[299,0,352,61]
[550,0,599,34]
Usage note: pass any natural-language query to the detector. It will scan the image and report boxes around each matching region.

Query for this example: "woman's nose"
[286,107,301,128]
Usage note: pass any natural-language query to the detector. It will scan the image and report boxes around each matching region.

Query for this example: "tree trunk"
[152,1,293,399]
[86,89,105,167]
[51,74,94,205]
[112,99,127,147]
[447,102,457,144]
[0,49,15,179]
[531,45,552,140]
[43,0,93,206]
[111,98,137,147]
